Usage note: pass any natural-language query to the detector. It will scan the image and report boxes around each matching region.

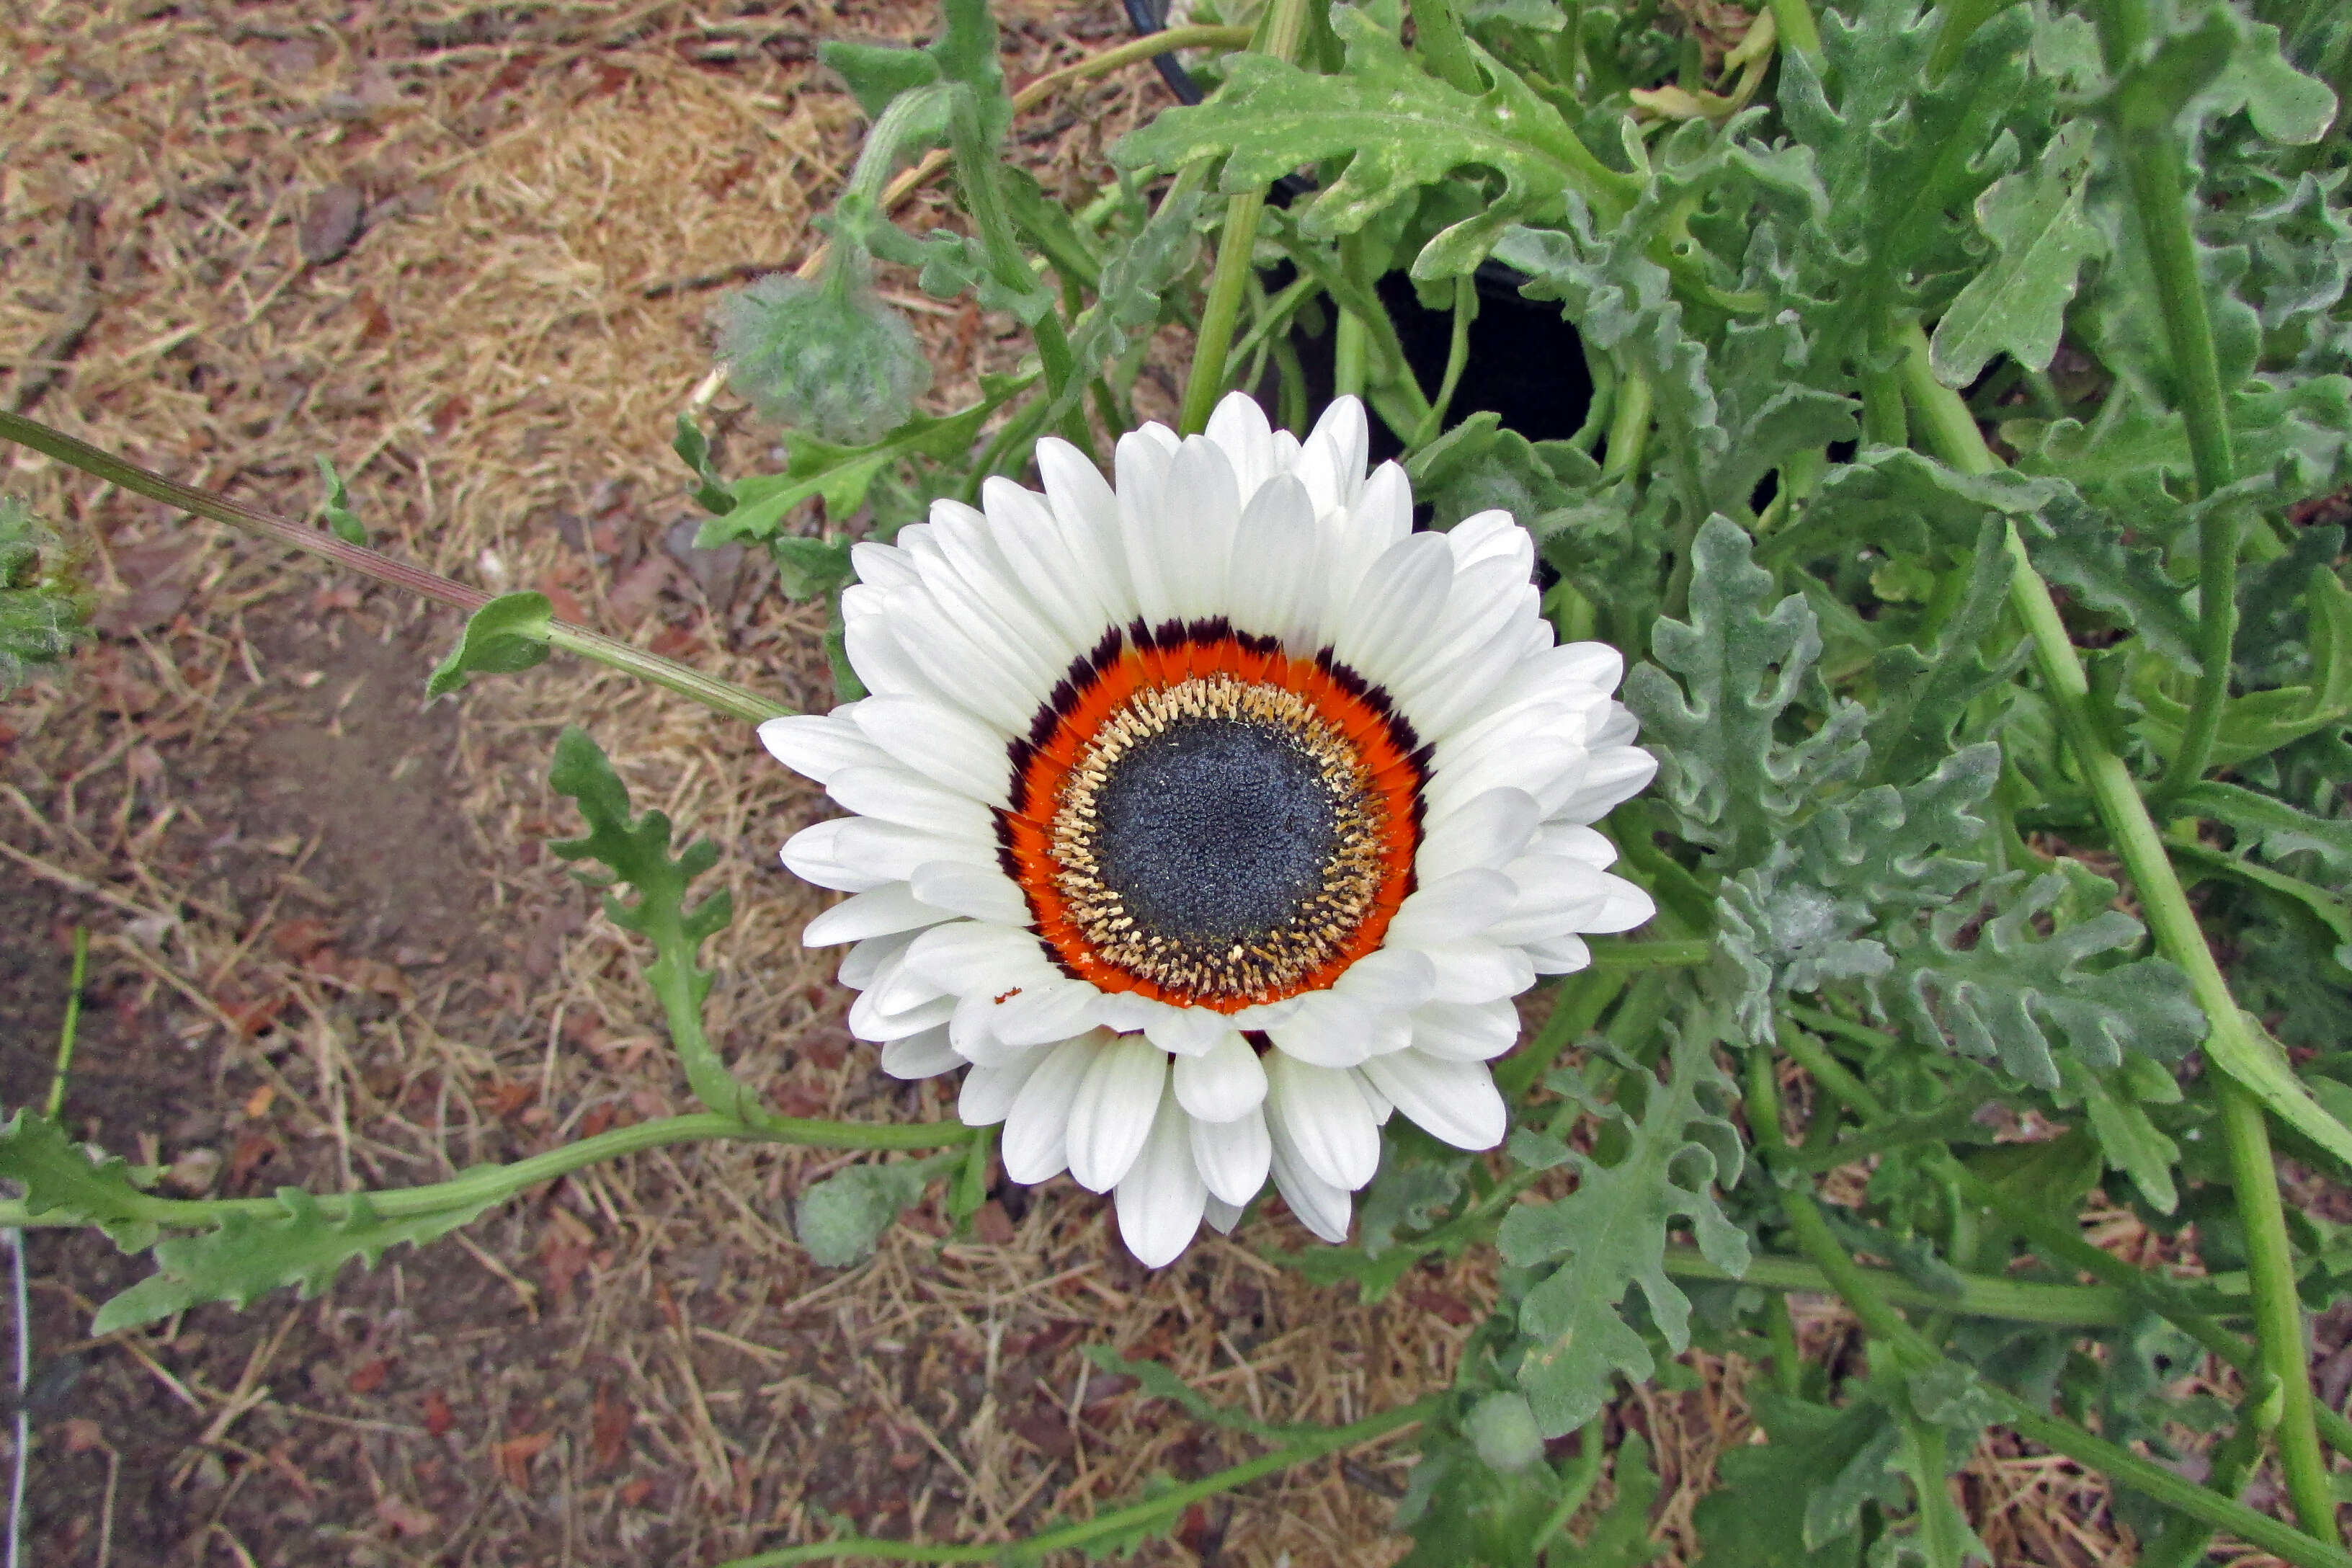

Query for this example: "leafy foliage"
[425,590,553,699]
[92,1188,499,1335]
[1498,1024,1748,1436]
[0,1109,161,1252]
[313,455,366,545]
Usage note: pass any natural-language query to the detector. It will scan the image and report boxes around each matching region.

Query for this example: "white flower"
[762,393,1658,1266]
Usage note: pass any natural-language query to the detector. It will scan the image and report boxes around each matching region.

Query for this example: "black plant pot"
[1123,3,1593,461]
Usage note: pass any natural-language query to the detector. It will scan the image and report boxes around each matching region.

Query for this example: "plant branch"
[2093,0,2242,798]
[0,411,788,725]
[1897,316,2343,1544]
[0,1112,974,1234]
[1179,0,1316,433]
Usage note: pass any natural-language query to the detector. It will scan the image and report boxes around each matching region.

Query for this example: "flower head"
[763,394,1657,1265]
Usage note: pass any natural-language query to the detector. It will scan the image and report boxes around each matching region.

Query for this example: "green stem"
[1896,316,2343,1543]
[945,89,1092,460]
[2141,1409,2267,1568]
[2093,0,2242,798]
[1585,937,1712,969]
[0,1113,974,1233]
[0,410,788,725]
[1409,274,1477,450]
[1177,0,1316,434]
[1750,1056,2352,1568]
[1600,366,1652,484]
[1663,1246,2132,1327]
[1528,1416,1608,1551]
[1768,0,1823,64]
[46,927,88,1121]
[1334,306,1370,399]
[715,1398,1437,1565]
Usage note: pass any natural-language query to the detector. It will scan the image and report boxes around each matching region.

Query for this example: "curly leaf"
[548,727,742,1117]
[92,1188,498,1335]
[313,455,366,545]
[425,591,553,700]
[794,1151,961,1267]
[1879,865,2205,1090]
[1115,9,1621,273]
[1930,119,2103,386]
[1499,1025,1748,1436]
[1692,1391,1880,1567]
[1626,514,1866,870]
[0,1110,159,1251]
[0,495,87,690]
[1043,186,1208,428]
[819,0,1007,149]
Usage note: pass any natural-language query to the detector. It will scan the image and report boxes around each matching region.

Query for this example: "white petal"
[1584,871,1657,933]
[1409,999,1523,1061]
[1332,945,1437,1009]
[1447,509,1534,573]
[1296,396,1369,518]
[1552,641,1627,695]
[827,765,995,839]
[1206,391,1280,498]
[1359,1051,1508,1152]
[851,539,920,589]
[1265,1054,1381,1190]
[1144,1004,1239,1059]
[1417,788,1543,881]
[1034,437,1135,618]
[982,476,1121,651]
[909,860,1033,926]
[1485,855,1624,944]
[1115,1085,1208,1268]
[987,979,1108,1046]
[880,1025,961,1079]
[1267,1121,1354,1244]
[760,710,888,784]
[1000,1034,1104,1180]
[1527,932,1593,974]
[786,817,993,892]
[950,993,1041,1065]
[1549,746,1660,824]
[851,696,1016,809]
[1412,940,1538,1004]
[850,989,956,1042]
[780,818,890,894]
[1386,870,1517,943]
[888,585,1051,735]
[1223,473,1324,650]
[1326,533,1452,690]
[1066,1035,1170,1191]
[961,1049,1050,1126]
[803,882,954,946]
[839,928,917,990]
[1404,607,1547,741]
[1160,436,1242,623]
[901,921,1056,997]
[1265,989,1381,1069]
[1531,822,1619,868]
[1188,1105,1273,1207]
[844,612,965,713]
[1172,1028,1268,1122]
[1203,1194,1246,1234]
[1114,431,1181,628]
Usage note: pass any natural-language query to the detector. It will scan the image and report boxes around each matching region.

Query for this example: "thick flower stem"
[715,1397,1438,1565]
[0,410,788,724]
[1898,317,2343,1545]
[1177,0,1317,434]
[2092,0,2242,799]
[0,1112,974,1234]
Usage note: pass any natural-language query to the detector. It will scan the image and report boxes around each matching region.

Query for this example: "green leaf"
[1043,187,1208,429]
[0,494,86,691]
[793,1151,961,1267]
[695,380,1025,548]
[424,591,552,700]
[1928,119,2103,386]
[1499,1024,1748,1437]
[92,1188,497,1335]
[673,413,736,516]
[768,536,858,602]
[1114,7,1628,275]
[2061,1056,2182,1214]
[2179,780,2352,886]
[1878,864,2206,1091]
[1406,410,1603,532]
[1692,1391,1877,1567]
[1359,1135,1470,1258]
[1563,1432,1665,1568]
[818,0,1007,150]
[1626,515,1866,870]
[313,455,366,545]
[0,1110,159,1251]
[2135,566,2352,768]
[1864,525,2026,786]
[548,727,746,1119]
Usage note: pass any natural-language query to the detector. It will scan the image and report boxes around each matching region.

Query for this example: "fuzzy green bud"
[1466,1391,1546,1473]
[713,263,932,447]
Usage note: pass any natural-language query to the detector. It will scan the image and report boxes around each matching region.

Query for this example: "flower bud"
[713,267,931,447]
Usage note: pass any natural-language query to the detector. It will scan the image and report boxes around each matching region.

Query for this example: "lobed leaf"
[1499,1025,1747,1436]
[0,1110,159,1252]
[793,1151,961,1267]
